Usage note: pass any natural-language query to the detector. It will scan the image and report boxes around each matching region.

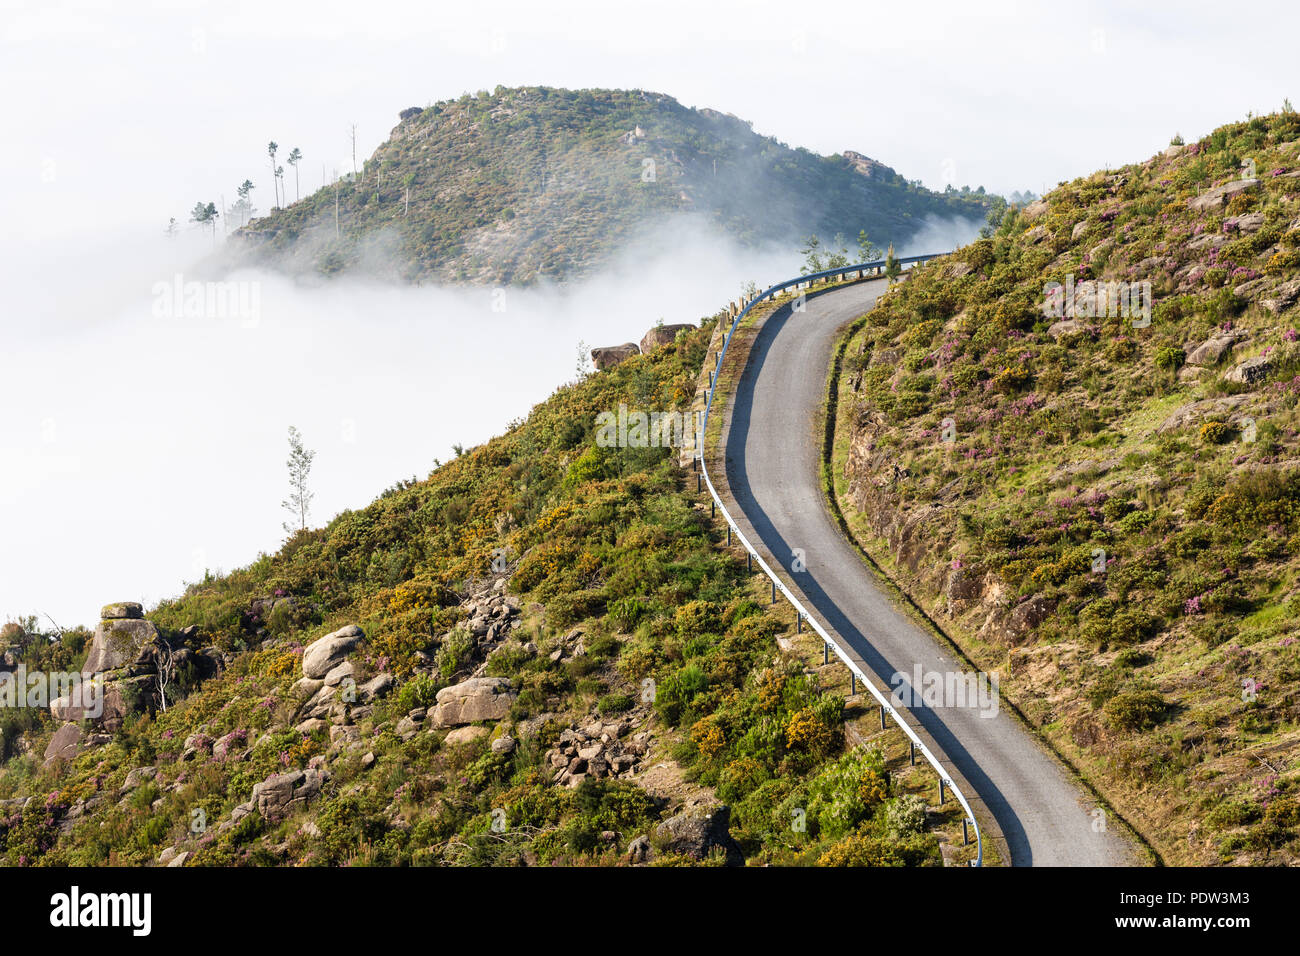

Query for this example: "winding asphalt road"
[721,276,1139,866]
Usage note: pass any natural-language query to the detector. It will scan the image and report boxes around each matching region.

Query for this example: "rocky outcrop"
[655,803,743,865]
[843,150,894,180]
[82,612,158,675]
[302,624,365,679]
[639,323,695,355]
[430,677,516,727]
[46,602,209,737]
[590,343,639,371]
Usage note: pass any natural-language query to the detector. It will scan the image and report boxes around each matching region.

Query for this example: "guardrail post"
[696,473,701,492]
[746,552,752,572]
[710,500,715,518]
[939,779,946,805]
[910,741,916,765]
[796,613,802,634]
[726,526,731,546]
[850,673,856,694]
[823,642,828,665]
[879,705,886,730]
[963,818,970,845]
[770,580,776,604]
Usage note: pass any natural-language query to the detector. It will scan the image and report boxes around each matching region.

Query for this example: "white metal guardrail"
[697,255,984,866]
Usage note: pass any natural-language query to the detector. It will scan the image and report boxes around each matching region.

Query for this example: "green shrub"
[596,693,632,716]
[1104,690,1170,731]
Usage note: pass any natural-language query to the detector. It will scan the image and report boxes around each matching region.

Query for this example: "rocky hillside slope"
[224,86,990,284]
[832,108,1300,865]
[0,313,955,867]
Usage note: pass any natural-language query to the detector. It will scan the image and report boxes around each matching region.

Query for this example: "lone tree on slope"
[282,425,316,535]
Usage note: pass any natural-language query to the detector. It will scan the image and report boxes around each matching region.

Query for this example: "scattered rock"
[1047,319,1088,341]
[590,343,640,371]
[121,766,156,792]
[43,723,83,765]
[1225,355,1272,385]
[627,834,652,863]
[1021,198,1050,221]
[323,661,354,687]
[1223,212,1266,233]
[1188,178,1259,212]
[1185,330,1248,366]
[444,725,490,746]
[100,602,144,621]
[358,673,395,701]
[491,734,516,754]
[430,677,516,727]
[546,720,644,785]
[1261,278,1300,314]
[639,324,695,355]
[655,804,744,865]
[329,724,361,746]
[999,595,1053,644]
[1157,394,1251,433]
[250,768,326,821]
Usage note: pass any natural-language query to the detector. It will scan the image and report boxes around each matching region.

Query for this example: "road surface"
[721,277,1140,866]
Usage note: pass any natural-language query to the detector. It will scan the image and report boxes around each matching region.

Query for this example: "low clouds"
[1,219,862,627]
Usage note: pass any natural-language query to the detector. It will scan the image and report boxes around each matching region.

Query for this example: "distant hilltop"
[222,86,992,284]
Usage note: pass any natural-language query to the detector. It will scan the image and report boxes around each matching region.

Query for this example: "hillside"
[830,108,1300,864]
[0,312,968,867]
[223,86,990,284]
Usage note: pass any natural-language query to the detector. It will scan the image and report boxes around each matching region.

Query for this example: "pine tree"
[287,147,302,201]
[884,243,901,283]
[281,426,316,535]
[267,141,279,207]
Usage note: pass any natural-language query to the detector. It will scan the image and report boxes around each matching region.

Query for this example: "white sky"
[1,0,1296,628]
